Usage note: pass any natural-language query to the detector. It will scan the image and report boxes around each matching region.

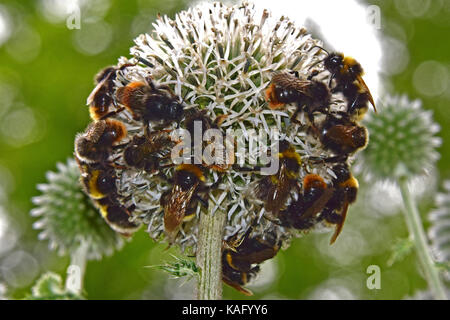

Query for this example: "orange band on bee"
[303,174,327,190]
[265,84,285,109]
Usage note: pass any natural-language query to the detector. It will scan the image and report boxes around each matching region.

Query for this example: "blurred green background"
[0,0,449,300]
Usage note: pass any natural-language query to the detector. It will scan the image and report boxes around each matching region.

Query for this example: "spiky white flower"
[87,1,364,252]
[31,159,123,260]
[358,94,441,182]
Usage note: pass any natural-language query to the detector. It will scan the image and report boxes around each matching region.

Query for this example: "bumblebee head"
[174,164,205,190]
[332,163,351,183]
[167,100,184,121]
[324,52,344,73]
[96,170,117,195]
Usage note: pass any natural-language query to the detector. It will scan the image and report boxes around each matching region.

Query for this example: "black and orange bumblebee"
[86,64,134,121]
[123,130,175,173]
[321,51,376,120]
[115,79,184,129]
[254,140,302,216]
[314,113,368,159]
[222,226,282,295]
[183,108,232,172]
[265,71,331,122]
[75,157,140,235]
[160,164,209,244]
[74,119,127,164]
[321,163,359,244]
[279,173,334,231]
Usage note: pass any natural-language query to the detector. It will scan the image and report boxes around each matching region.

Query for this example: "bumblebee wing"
[86,77,109,106]
[254,176,274,202]
[302,187,335,219]
[329,201,349,245]
[265,162,293,214]
[222,276,253,296]
[244,246,280,265]
[273,73,312,94]
[356,75,376,112]
[163,183,197,233]
[326,125,360,147]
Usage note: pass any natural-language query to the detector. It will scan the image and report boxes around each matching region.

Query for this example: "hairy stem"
[398,178,447,300]
[196,205,226,300]
[65,241,88,295]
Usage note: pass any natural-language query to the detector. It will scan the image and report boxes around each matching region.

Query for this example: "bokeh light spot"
[0,5,12,46]
[72,21,113,56]
[5,25,42,64]
[0,107,44,147]
[381,36,409,76]
[1,250,39,288]
[413,61,448,97]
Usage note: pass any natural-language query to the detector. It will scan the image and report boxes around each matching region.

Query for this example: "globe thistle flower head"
[80,1,367,253]
[31,159,124,260]
[359,95,441,183]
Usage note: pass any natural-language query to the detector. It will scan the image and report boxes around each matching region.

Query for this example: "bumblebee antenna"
[309,45,329,55]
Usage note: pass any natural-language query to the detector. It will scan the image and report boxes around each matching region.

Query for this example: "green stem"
[398,178,447,300]
[196,205,226,300]
[65,241,88,295]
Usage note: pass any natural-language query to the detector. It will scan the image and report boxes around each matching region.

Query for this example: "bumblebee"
[222,227,282,295]
[321,163,359,244]
[123,130,174,173]
[183,108,232,172]
[279,174,334,230]
[254,140,302,215]
[323,52,376,119]
[75,157,140,235]
[316,114,368,158]
[74,119,127,164]
[265,71,331,122]
[160,164,208,244]
[86,64,133,121]
[115,80,184,128]
[94,197,140,235]
[77,159,117,200]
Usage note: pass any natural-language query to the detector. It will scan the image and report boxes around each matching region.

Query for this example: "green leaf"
[388,238,414,266]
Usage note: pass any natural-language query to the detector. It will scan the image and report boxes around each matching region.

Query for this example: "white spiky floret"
[358,94,441,182]
[30,159,124,260]
[91,1,361,252]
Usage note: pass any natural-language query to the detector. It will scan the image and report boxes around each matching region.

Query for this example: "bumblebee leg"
[195,195,209,209]
[290,108,302,125]
[307,155,348,164]
[99,107,125,120]
[328,73,336,88]
[307,70,320,80]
